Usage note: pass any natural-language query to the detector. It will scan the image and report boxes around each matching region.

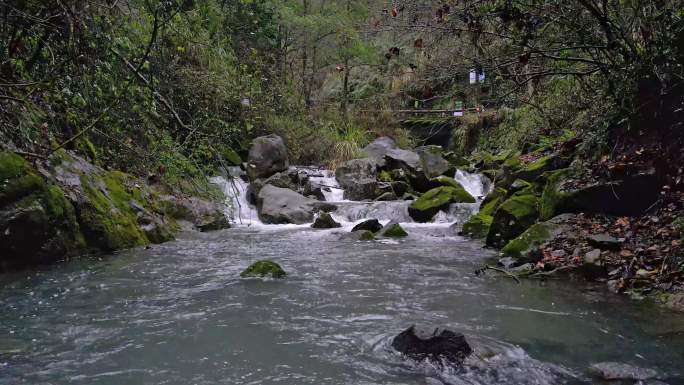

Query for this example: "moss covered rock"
[0,152,86,270]
[513,154,568,183]
[480,188,507,216]
[378,221,408,237]
[408,186,476,222]
[240,260,287,278]
[460,188,507,239]
[486,194,540,248]
[48,152,181,250]
[500,214,577,262]
[540,168,661,219]
[341,229,376,241]
[461,213,493,238]
[430,176,463,189]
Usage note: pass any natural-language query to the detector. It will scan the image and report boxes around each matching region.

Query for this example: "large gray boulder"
[416,145,451,178]
[384,148,421,173]
[363,137,397,160]
[384,148,432,193]
[247,134,289,180]
[335,158,379,201]
[257,185,315,224]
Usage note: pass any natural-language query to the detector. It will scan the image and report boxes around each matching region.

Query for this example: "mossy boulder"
[480,188,507,216]
[460,188,507,239]
[240,260,287,278]
[513,154,568,183]
[486,194,540,248]
[78,173,150,251]
[540,168,661,219]
[461,213,493,238]
[48,152,180,250]
[430,176,463,189]
[341,229,376,241]
[0,152,86,270]
[500,214,577,263]
[408,186,476,222]
[378,221,408,237]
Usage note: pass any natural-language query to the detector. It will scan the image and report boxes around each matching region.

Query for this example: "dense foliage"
[1,1,682,182]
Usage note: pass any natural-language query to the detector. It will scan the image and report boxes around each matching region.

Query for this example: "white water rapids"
[211,168,492,228]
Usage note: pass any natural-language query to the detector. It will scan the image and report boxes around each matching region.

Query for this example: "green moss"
[431,176,462,189]
[540,169,571,220]
[480,188,507,216]
[674,217,684,242]
[462,213,493,238]
[78,175,148,251]
[240,260,287,278]
[79,138,97,162]
[378,170,393,182]
[501,222,552,259]
[515,154,561,182]
[382,223,408,237]
[409,186,476,222]
[358,230,376,241]
[221,148,243,166]
[500,194,539,220]
[0,172,44,205]
[0,152,27,181]
[102,171,132,209]
[502,153,522,169]
[486,194,540,247]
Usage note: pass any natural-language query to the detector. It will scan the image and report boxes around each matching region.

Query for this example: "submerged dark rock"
[588,362,657,381]
[351,219,383,233]
[392,326,472,365]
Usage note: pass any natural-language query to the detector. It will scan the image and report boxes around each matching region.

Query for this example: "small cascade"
[209,167,493,227]
[454,169,492,200]
[307,169,345,202]
[210,175,260,225]
[332,201,413,223]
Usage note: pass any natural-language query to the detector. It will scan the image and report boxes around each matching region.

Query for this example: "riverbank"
[0,150,229,271]
[460,143,684,312]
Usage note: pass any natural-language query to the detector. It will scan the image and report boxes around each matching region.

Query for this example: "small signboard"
[453,101,464,117]
[469,69,477,84]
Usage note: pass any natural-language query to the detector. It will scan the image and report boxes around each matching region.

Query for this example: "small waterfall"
[454,169,492,200]
[208,167,492,227]
[210,175,260,225]
[332,201,413,223]
[307,169,345,202]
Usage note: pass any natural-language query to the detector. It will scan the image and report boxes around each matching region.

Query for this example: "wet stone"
[587,233,622,251]
[588,362,657,381]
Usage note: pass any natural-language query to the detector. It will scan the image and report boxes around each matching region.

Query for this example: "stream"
[1,170,683,384]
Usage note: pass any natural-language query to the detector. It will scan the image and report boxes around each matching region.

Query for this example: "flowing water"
[1,171,684,385]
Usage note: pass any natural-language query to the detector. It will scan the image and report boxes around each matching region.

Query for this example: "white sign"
[469,69,477,84]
